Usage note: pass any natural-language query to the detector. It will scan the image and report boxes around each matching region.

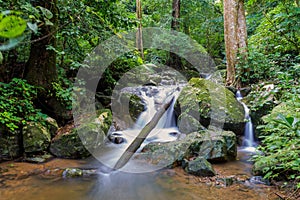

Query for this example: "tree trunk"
[167,0,182,71]
[136,0,144,59]
[24,1,70,123]
[237,0,248,87]
[223,0,248,87]
[113,97,174,170]
[25,0,58,89]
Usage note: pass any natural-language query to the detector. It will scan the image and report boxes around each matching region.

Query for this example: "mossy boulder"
[177,78,245,135]
[140,129,237,168]
[187,130,237,161]
[50,123,105,159]
[177,113,206,134]
[0,126,21,161]
[22,122,51,153]
[183,157,215,177]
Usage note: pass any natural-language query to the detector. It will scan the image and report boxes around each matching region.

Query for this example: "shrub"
[0,78,45,131]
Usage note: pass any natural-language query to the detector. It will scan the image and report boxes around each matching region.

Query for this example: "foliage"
[0,78,45,131]
[252,97,300,185]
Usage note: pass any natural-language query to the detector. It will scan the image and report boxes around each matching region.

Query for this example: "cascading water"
[236,91,257,152]
[95,85,182,172]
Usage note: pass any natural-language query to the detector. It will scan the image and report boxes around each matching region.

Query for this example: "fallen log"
[113,96,175,170]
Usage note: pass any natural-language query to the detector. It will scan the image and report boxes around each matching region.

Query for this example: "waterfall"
[99,85,182,172]
[236,90,257,151]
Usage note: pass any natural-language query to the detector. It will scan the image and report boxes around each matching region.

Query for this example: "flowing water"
[0,87,278,200]
[94,85,182,173]
[0,153,279,200]
[236,91,257,152]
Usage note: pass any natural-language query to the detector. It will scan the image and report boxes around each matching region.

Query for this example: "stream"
[0,151,279,200]
[0,84,282,199]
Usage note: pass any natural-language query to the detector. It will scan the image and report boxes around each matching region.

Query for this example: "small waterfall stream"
[95,85,182,173]
[236,91,257,152]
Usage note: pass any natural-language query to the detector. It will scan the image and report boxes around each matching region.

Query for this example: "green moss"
[177,78,245,134]
[22,122,51,153]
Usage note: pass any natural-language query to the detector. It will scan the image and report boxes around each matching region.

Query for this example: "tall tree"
[223,0,248,87]
[136,0,144,59]
[24,0,69,121]
[25,0,58,89]
[167,0,182,71]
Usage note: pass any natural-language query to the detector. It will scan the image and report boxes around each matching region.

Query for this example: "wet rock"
[62,168,98,178]
[108,132,125,144]
[140,129,237,167]
[63,168,83,177]
[249,176,270,185]
[216,176,234,187]
[22,122,51,153]
[177,78,245,135]
[187,130,237,161]
[184,157,215,177]
[50,123,105,159]
[25,154,53,163]
[0,126,22,161]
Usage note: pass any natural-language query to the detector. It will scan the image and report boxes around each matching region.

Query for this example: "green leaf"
[27,22,38,34]
[38,7,53,19]
[0,15,27,38]
[44,19,54,26]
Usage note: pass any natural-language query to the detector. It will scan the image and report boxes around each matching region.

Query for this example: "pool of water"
[0,152,278,200]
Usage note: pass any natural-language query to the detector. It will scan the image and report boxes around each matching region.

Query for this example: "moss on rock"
[177,78,245,135]
[22,122,51,153]
[50,123,105,159]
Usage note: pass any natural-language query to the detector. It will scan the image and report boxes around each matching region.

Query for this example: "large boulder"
[140,129,237,168]
[187,130,237,162]
[22,122,51,153]
[0,126,21,161]
[177,78,245,135]
[50,123,105,159]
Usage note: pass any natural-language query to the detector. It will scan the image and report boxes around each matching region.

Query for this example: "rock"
[177,113,206,134]
[140,129,237,167]
[62,168,97,178]
[129,94,145,122]
[177,78,245,135]
[50,123,105,159]
[24,154,53,163]
[22,122,51,153]
[44,117,58,138]
[249,176,270,185]
[96,109,112,134]
[240,87,251,97]
[0,126,21,161]
[184,157,215,177]
[216,176,235,187]
[108,132,125,144]
[140,140,189,168]
[187,130,237,161]
[112,93,145,131]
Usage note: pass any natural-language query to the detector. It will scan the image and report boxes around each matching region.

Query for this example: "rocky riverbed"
[0,151,288,200]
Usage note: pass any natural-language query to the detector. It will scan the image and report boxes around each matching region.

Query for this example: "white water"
[236,91,257,152]
[95,86,182,172]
